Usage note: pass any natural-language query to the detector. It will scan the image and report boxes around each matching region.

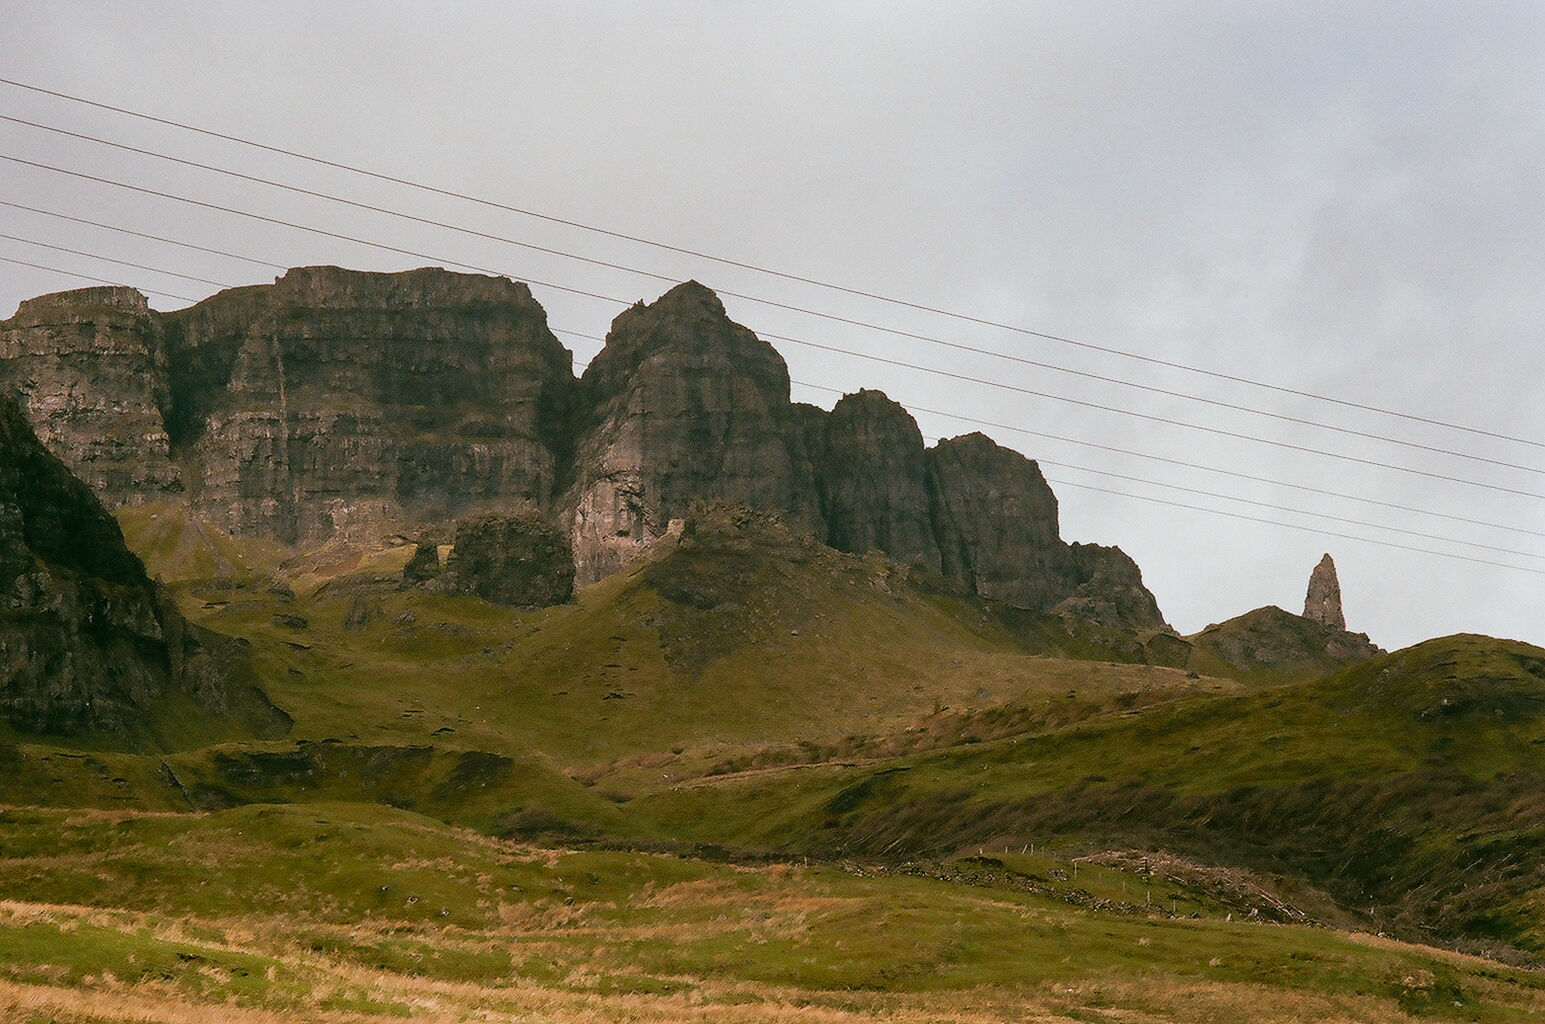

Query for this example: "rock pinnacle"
[1303,553,1345,630]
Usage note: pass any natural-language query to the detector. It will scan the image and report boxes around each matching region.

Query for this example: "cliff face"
[0,287,182,504]
[0,394,286,743]
[161,266,575,545]
[562,281,823,583]
[1,270,1168,630]
[813,390,941,572]
[927,431,1069,609]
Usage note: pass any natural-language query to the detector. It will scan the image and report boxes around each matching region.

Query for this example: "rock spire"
[1303,553,1345,630]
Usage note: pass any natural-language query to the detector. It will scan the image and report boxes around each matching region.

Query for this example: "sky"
[0,2,1542,651]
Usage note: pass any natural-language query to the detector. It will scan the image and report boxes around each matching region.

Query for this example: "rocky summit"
[1,267,1168,631]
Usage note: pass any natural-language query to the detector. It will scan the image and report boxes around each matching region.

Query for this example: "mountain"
[1,268,1168,631]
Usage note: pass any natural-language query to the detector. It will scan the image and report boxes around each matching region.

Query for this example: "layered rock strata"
[3,270,1168,629]
[158,266,575,545]
[0,287,181,503]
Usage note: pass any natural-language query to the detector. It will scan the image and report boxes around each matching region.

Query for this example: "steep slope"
[0,394,287,748]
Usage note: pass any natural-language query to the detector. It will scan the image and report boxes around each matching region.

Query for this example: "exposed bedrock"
[2,271,1170,628]
[561,281,823,584]
[0,394,286,743]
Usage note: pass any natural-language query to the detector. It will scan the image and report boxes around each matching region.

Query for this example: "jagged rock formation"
[562,281,822,583]
[441,507,575,607]
[1052,542,1169,632]
[2,270,1168,631]
[0,394,288,742]
[158,266,574,544]
[1303,553,1345,630]
[814,390,940,572]
[0,287,182,503]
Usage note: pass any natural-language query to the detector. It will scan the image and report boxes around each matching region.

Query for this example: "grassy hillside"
[4,502,1540,1020]
[634,634,1545,955]
[1,803,1543,1022]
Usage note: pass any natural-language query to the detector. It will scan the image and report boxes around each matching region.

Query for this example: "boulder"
[402,541,442,585]
[444,508,575,607]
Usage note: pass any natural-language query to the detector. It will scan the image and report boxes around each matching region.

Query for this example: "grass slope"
[634,634,1545,956]
[1,803,1542,1022]
[2,501,1536,1018]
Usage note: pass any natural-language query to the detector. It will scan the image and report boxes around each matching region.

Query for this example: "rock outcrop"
[1303,553,1345,630]
[927,431,1067,608]
[814,390,940,572]
[2,271,1170,631]
[441,507,575,607]
[1052,542,1169,632]
[0,287,182,503]
[562,281,822,583]
[0,394,287,743]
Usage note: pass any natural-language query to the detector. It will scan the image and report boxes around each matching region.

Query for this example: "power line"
[0,232,235,288]
[771,332,1545,501]
[1035,460,1543,562]
[1044,478,1545,577]
[0,153,624,307]
[6,155,1538,503]
[0,199,288,270]
[3,73,1535,455]
[0,253,199,303]
[6,112,1539,477]
[2,191,1536,511]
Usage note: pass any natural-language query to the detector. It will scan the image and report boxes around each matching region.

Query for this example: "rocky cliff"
[562,281,823,583]
[159,266,575,545]
[0,287,182,503]
[2,269,1168,630]
[0,394,287,744]
[813,390,941,573]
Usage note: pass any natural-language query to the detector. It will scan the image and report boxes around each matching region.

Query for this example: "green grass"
[14,501,1533,1018]
[1,803,1543,1021]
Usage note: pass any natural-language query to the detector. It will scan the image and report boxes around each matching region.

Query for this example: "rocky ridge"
[3,268,1168,631]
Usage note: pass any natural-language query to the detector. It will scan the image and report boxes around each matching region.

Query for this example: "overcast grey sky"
[1,2,1542,651]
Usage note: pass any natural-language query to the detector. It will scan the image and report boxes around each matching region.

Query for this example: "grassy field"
[2,803,1544,1023]
[6,505,1545,1020]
